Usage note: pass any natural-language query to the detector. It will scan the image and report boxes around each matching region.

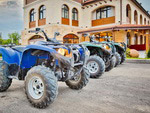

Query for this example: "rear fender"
[0,47,21,65]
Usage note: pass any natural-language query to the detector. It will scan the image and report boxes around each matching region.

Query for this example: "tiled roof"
[78,24,150,34]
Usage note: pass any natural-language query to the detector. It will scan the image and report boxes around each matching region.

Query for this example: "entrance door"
[63,34,79,44]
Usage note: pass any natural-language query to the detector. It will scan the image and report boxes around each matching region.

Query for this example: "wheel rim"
[69,74,81,84]
[28,76,44,100]
[87,61,99,74]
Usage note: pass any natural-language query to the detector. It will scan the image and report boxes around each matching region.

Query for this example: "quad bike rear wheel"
[65,67,90,90]
[25,66,58,109]
[0,61,12,92]
[87,55,105,78]
[120,53,126,64]
[114,52,121,67]
[105,56,115,72]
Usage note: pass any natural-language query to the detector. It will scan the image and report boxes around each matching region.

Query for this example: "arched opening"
[134,10,138,24]
[126,4,131,24]
[92,6,115,26]
[63,34,79,44]
[30,9,35,22]
[134,34,138,45]
[29,9,36,28]
[39,5,46,20]
[140,15,143,25]
[28,35,44,45]
[140,35,143,44]
[38,5,46,26]
[148,21,149,25]
[127,32,131,47]
[72,8,79,26]
[144,18,146,25]
[144,36,146,44]
[62,4,69,25]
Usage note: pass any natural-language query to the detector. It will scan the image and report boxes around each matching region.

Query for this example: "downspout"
[120,0,122,25]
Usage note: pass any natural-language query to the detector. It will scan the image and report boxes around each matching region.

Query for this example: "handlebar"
[28,28,60,43]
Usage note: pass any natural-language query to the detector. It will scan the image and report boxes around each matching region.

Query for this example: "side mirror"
[55,32,60,36]
[83,34,89,37]
[36,28,41,32]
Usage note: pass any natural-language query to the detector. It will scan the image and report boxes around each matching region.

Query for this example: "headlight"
[58,48,66,56]
[85,48,90,56]
[120,43,124,47]
[102,44,111,50]
[57,48,72,57]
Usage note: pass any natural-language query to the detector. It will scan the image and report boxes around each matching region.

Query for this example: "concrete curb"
[126,59,150,64]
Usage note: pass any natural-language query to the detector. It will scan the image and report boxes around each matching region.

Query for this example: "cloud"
[0,0,23,38]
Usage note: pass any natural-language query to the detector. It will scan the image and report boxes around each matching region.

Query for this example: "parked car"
[0,28,90,109]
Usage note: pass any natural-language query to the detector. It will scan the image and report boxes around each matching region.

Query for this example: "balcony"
[38,18,46,26]
[25,0,37,5]
[29,21,36,28]
[72,20,79,27]
[62,18,70,25]
[92,16,115,27]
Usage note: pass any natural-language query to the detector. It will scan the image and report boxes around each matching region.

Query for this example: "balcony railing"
[72,20,79,27]
[92,16,115,27]
[29,21,36,28]
[62,18,70,25]
[38,18,46,26]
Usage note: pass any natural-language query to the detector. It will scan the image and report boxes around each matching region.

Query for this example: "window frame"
[30,9,35,22]
[72,8,78,21]
[62,5,69,19]
[96,6,112,20]
[39,5,46,20]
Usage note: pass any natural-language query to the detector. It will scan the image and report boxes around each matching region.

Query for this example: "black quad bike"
[0,28,90,108]
[81,35,116,78]
[102,36,127,66]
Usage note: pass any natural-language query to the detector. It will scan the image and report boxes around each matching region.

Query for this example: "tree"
[8,32,21,45]
[0,33,3,44]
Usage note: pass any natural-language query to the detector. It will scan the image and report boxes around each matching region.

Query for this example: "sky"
[0,0,149,39]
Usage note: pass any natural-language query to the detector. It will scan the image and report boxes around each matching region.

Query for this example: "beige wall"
[22,0,150,46]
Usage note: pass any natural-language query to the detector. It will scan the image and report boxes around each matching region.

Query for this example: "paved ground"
[0,63,150,113]
[138,51,146,58]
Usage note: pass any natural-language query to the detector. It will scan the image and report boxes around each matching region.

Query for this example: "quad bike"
[102,36,127,66]
[0,28,90,109]
[81,35,116,78]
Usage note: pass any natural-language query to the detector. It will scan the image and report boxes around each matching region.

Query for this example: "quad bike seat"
[12,46,26,52]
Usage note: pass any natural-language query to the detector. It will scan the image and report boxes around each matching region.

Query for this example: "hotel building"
[22,0,150,51]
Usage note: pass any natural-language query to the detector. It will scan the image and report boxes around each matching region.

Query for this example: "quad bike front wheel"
[114,52,121,67]
[120,53,126,64]
[65,67,90,90]
[105,56,115,72]
[0,61,12,92]
[25,66,58,109]
[87,55,105,78]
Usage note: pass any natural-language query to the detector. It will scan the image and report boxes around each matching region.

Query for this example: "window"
[39,5,46,19]
[134,10,138,24]
[72,8,78,20]
[30,9,35,22]
[62,5,69,19]
[140,15,143,24]
[96,6,113,19]
[126,4,131,24]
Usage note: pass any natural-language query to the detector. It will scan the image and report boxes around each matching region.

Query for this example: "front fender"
[20,45,72,69]
[0,47,21,65]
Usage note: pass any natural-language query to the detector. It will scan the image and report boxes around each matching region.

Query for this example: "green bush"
[126,48,130,58]
[147,49,150,58]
